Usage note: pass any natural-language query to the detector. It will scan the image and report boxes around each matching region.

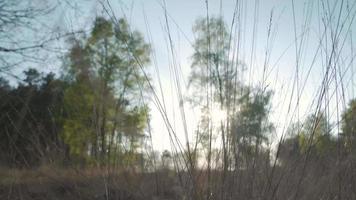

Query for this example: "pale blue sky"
[7,0,356,151]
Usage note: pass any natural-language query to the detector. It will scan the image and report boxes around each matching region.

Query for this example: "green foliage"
[342,99,356,150]
[0,69,66,167]
[60,16,151,165]
[232,89,274,143]
[120,106,149,152]
[62,82,96,158]
[189,17,274,169]
[280,113,336,165]
[23,68,41,85]
[191,17,229,69]
[189,16,237,105]
[297,113,332,155]
[86,17,150,96]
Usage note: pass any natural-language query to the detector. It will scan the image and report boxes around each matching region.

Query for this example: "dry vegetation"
[1,0,356,199]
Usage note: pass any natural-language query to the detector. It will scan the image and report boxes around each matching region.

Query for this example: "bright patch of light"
[211,106,227,125]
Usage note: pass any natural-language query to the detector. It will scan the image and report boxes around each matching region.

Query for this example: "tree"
[230,88,274,169]
[189,16,237,107]
[342,99,356,151]
[62,80,96,161]
[0,69,66,167]
[23,68,43,86]
[298,113,333,155]
[232,89,273,143]
[189,16,241,182]
[279,113,335,167]
[61,16,151,165]
[161,150,172,169]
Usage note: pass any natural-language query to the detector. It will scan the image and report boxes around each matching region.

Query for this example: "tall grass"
[1,0,356,200]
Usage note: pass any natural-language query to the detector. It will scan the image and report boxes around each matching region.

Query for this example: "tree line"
[0,17,151,168]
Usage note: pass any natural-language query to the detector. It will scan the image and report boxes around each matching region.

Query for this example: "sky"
[7,0,356,152]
